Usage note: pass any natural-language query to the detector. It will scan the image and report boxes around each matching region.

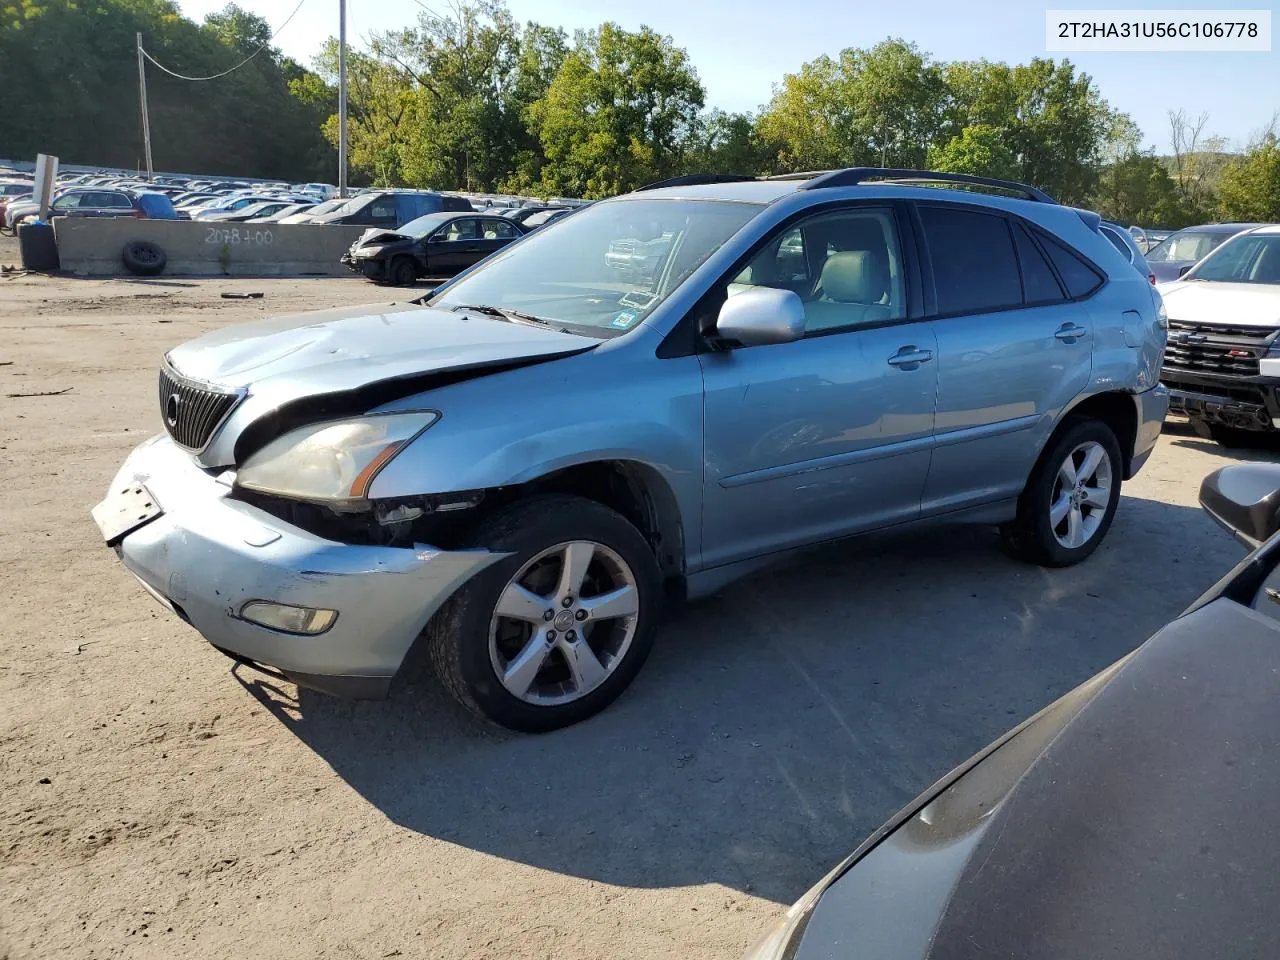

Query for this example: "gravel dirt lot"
[0,236,1261,959]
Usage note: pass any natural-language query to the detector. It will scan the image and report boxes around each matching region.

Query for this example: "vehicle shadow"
[1163,419,1280,461]
[239,496,1242,905]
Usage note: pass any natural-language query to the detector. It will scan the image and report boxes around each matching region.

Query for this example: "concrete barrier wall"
[53,218,368,278]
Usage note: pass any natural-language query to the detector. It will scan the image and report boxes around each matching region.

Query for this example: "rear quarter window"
[1038,232,1106,298]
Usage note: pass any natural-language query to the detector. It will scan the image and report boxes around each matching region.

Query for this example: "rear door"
[916,203,1095,514]
[475,217,521,264]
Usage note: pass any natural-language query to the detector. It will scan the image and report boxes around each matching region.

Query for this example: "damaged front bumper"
[94,435,505,697]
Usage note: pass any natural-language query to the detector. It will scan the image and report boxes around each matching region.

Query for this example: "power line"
[140,0,308,82]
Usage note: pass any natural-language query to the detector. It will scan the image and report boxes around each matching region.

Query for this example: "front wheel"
[425,495,663,732]
[1001,419,1123,567]
[389,256,417,287]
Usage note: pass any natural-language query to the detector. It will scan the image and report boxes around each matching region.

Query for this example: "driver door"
[698,205,938,569]
[428,218,481,273]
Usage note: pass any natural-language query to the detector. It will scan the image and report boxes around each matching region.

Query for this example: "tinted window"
[369,196,397,220]
[1013,225,1066,304]
[401,195,440,219]
[919,206,1021,315]
[442,195,474,212]
[1039,232,1105,298]
[731,207,906,335]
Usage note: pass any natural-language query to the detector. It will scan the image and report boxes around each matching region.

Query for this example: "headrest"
[821,250,889,304]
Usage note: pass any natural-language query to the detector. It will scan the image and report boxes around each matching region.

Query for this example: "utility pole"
[338,0,348,197]
[136,32,154,180]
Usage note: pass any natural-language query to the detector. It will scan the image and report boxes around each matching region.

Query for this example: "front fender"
[366,348,706,556]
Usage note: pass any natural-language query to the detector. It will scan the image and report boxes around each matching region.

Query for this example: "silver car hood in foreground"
[166,302,601,466]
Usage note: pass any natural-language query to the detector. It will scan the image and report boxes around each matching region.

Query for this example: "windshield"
[431,198,760,335]
[1146,229,1232,263]
[1186,234,1280,284]
[399,212,454,238]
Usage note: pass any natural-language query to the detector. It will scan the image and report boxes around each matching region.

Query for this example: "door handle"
[887,346,934,369]
[1054,323,1088,342]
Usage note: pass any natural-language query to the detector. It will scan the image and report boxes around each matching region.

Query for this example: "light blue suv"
[93,168,1169,731]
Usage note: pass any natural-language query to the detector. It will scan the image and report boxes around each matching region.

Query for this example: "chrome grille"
[1162,319,1280,378]
[157,365,241,451]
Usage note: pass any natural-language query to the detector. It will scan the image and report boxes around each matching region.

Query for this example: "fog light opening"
[239,601,338,636]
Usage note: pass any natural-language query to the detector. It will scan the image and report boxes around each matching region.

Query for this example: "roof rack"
[635,174,758,191]
[797,168,1057,203]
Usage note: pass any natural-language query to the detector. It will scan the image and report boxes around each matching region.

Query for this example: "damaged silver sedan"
[94,170,1167,731]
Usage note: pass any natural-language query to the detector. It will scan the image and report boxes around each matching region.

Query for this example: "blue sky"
[175,0,1277,152]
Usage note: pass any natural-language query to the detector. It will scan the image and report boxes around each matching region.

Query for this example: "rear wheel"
[390,256,417,287]
[1001,419,1123,567]
[425,495,663,732]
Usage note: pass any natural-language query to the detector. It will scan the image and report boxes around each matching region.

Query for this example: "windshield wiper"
[450,303,572,333]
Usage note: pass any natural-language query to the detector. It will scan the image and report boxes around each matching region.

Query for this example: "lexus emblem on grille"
[165,392,182,427]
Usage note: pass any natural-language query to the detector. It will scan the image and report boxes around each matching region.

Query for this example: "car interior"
[729,210,906,332]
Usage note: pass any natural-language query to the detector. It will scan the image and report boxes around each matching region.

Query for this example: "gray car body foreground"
[750,464,1280,959]
[98,175,1169,702]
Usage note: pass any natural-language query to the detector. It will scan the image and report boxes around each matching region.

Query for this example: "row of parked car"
[0,166,586,235]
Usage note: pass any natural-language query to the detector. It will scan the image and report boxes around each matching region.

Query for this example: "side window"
[1100,226,1134,262]
[919,205,1022,315]
[445,218,480,241]
[1013,224,1067,305]
[1038,232,1105,298]
[486,219,519,239]
[369,197,397,220]
[730,208,906,335]
[105,193,133,208]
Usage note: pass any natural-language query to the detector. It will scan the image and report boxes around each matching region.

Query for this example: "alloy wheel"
[488,540,640,706]
[1049,440,1113,549]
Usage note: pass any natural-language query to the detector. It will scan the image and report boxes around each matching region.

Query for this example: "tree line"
[3,0,1278,225]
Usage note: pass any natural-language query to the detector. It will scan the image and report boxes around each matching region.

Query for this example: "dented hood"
[354,228,412,247]
[166,300,598,402]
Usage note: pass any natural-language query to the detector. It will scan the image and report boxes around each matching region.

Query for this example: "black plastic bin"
[18,221,59,272]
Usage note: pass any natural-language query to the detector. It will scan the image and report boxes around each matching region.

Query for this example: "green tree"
[1218,136,1280,221]
[531,22,705,198]
[757,39,945,171]
[1093,152,1192,227]
[943,58,1117,203]
[687,109,778,175]
[927,124,1019,180]
[756,54,852,171]
[0,0,334,179]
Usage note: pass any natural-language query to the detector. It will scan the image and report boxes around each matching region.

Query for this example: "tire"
[425,494,663,732]
[1000,418,1123,567]
[121,240,166,277]
[1207,425,1266,449]
[389,256,417,287]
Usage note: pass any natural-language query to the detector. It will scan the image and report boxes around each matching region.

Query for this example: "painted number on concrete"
[205,228,274,246]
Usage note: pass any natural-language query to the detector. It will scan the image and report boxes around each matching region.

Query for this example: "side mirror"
[714,286,805,347]
[1178,264,1192,278]
[1199,463,1280,549]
